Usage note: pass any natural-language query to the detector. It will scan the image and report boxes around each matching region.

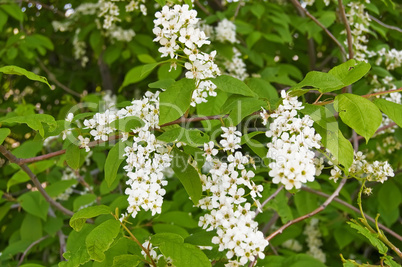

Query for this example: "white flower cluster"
[140,240,174,265]
[198,127,268,266]
[99,0,146,29]
[215,19,237,44]
[262,91,322,190]
[330,151,394,184]
[72,29,89,67]
[81,91,172,218]
[281,239,303,252]
[376,48,402,71]
[304,218,326,263]
[223,48,248,81]
[153,4,221,106]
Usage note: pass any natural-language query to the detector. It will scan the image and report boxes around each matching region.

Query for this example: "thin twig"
[337,0,353,60]
[254,186,284,218]
[36,59,81,97]
[194,0,210,15]
[20,0,65,16]
[301,186,402,242]
[369,14,402,33]
[290,0,347,61]
[0,145,74,216]
[57,230,67,261]
[266,178,347,241]
[17,235,49,266]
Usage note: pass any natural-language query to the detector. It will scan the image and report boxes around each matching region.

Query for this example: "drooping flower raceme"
[262,91,322,190]
[153,4,221,106]
[198,127,268,266]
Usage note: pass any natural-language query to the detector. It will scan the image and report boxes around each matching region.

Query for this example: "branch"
[290,0,347,61]
[194,0,210,15]
[369,14,402,33]
[0,145,74,216]
[20,0,65,17]
[337,0,353,60]
[17,235,49,266]
[301,186,402,243]
[36,59,81,97]
[254,185,284,218]
[266,178,347,241]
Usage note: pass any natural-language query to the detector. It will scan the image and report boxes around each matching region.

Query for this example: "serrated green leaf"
[109,116,144,132]
[374,98,402,128]
[159,79,196,125]
[112,254,142,267]
[382,255,400,267]
[334,94,382,143]
[171,148,202,205]
[347,219,388,255]
[328,59,371,87]
[105,142,125,187]
[66,143,81,170]
[69,205,111,232]
[0,128,10,144]
[0,65,51,88]
[86,219,121,262]
[18,191,49,221]
[211,75,257,97]
[0,114,56,136]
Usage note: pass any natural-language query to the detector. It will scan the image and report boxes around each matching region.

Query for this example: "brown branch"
[36,59,81,98]
[338,0,353,60]
[301,186,402,243]
[159,114,228,127]
[369,14,402,33]
[17,235,50,266]
[254,185,284,218]
[290,0,347,61]
[266,178,347,241]
[0,145,74,216]
[194,0,210,15]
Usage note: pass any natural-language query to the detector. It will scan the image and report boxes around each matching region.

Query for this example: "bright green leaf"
[112,255,141,267]
[347,219,388,255]
[328,59,371,87]
[137,54,156,64]
[0,128,10,144]
[105,142,125,187]
[109,116,144,132]
[171,148,202,205]
[154,211,198,229]
[18,191,49,221]
[157,127,209,146]
[159,79,196,125]
[120,63,161,91]
[334,94,382,143]
[69,205,111,232]
[0,65,51,89]
[86,219,121,262]
[211,75,257,97]
[0,114,56,136]
[66,143,81,170]
[1,4,23,21]
[374,98,402,128]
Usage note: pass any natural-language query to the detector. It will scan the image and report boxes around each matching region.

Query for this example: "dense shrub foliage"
[0,0,402,266]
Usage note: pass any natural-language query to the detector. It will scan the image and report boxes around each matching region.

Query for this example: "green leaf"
[153,223,190,239]
[157,127,209,146]
[334,94,382,143]
[347,219,388,255]
[8,159,55,190]
[105,142,125,187]
[151,233,210,267]
[226,97,268,126]
[18,191,49,221]
[282,254,327,267]
[45,179,77,198]
[66,143,81,170]
[328,59,371,87]
[69,205,111,232]
[62,224,94,266]
[211,75,257,97]
[86,219,121,262]
[0,65,51,89]
[159,79,196,125]
[0,10,8,32]
[184,230,216,247]
[119,62,161,91]
[109,116,144,132]
[20,214,42,241]
[154,211,198,229]
[382,255,400,267]
[374,98,402,128]
[112,255,141,267]
[302,104,354,171]
[378,180,401,212]
[171,148,202,205]
[0,114,56,136]
[1,4,23,21]
[0,128,10,144]
[294,71,344,93]
[73,194,97,211]
[148,78,175,89]
[246,78,279,100]
[137,54,156,64]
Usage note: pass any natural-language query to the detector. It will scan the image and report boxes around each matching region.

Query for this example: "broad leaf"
[154,211,198,229]
[374,98,402,127]
[171,148,202,205]
[0,114,56,136]
[18,191,49,221]
[105,142,125,187]
[85,219,121,262]
[66,143,81,170]
[328,59,371,86]
[334,94,382,143]
[112,255,141,267]
[0,128,10,144]
[211,75,256,97]
[159,79,196,125]
[69,205,111,232]
[157,127,209,146]
[294,71,344,93]
[109,116,144,132]
[119,62,161,91]
[0,65,51,89]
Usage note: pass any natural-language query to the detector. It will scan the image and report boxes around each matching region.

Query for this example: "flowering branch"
[301,186,402,242]
[290,0,347,60]
[266,178,347,241]
[0,145,75,216]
